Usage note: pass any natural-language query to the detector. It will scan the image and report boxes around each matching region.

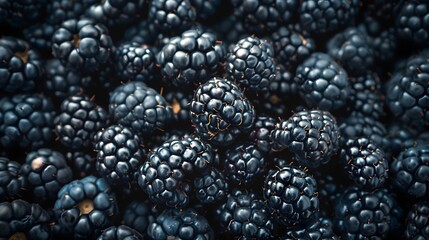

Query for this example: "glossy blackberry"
[0,37,43,93]
[390,145,429,198]
[66,151,95,178]
[55,95,110,150]
[86,0,146,28]
[249,115,276,154]
[216,189,274,239]
[54,176,118,239]
[122,200,160,237]
[96,225,144,240]
[0,93,55,150]
[226,36,276,92]
[25,148,73,203]
[194,167,228,204]
[0,0,46,28]
[44,59,92,100]
[396,1,429,45]
[190,78,255,146]
[148,208,214,240]
[157,29,225,87]
[271,110,340,168]
[138,135,214,208]
[348,72,384,119]
[94,124,144,187]
[341,138,388,190]
[0,156,28,200]
[164,90,192,123]
[115,42,156,83]
[51,18,113,72]
[0,199,52,240]
[109,81,173,135]
[148,0,196,34]
[270,26,316,71]
[263,166,319,226]
[190,0,220,20]
[281,217,338,240]
[405,201,429,239]
[294,52,350,110]
[327,27,375,75]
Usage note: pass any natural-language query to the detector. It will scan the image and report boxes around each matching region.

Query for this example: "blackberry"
[66,151,95,178]
[294,52,350,110]
[194,167,228,204]
[405,201,429,239]
[0,0,46,28]
[271,110,340,168]
[190,0,220,20]
[109,81,173,135]
[23,22,55,50]
[387,122,418,157]
[216,189,274,239]
[327,27,375,75]
[0,199,52,240]
[156,29,225,88]
[210,15,247,47]
[263,166,319,226]
[396,1,429,45]
[390,145,429,198]
[348,72,384,119]
[249,115,276,154]
[315,174,344,218]
[370,28,398,64]
[94,124,144,187]
[364,0,404,23]
[164,89,192,123]
[122,200,160,237]
[0,93,55,150]
[25,148,73,203]
[51,18,113,72]
[123,20,161,46]
[0,156,28,200]
[148,0,196,34]
[55,95,110,150]
[226,36,276,92]
[115,42,156,83]
[190,78,255,146]
[0,37,43,93]
[54,176,118,239]
[148,208,214,240]
[341,138,388,190]
[138,135,214,208]
[281,217,338,240]
[46,0,96,26]
[96,225,144,240]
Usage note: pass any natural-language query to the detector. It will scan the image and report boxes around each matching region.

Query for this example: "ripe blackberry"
[25,148,73,203]
[190,0,220,20]
[0,0,46,28]
[115,42,156,83]
[46,0,95,26]
[66,151,95,178]
[327,27,375,75]
[226,36,276,92]
[348,72,384,119]
[249,115,276,154]
[148,208,214,239]
[263,166,319,226]
[216,189,274,239]
[109,81,173,135]
[370,28,398,64]
[210,15,248,47]
[122,200,160,237]
[23,22,55,50]
[148,0,196,34]
[194,167,228,204]
[51,18,113,72]
[341,138,388,190]
[138,135,214,208]
[190,78,255,146]
[157,29,225,88]
[54,176,118,239]
[281,217,338,239]
[0,199,52,240]
[271,110,340,168]
[405,201,429,239]
[0,93,55,150]
[0,156,28,200]
[294,52,350,110]
[390,145,429,198]
[123,20,161,46]
[387,123,418,157]
[94,124,144,187]
[396,1,429,45]
[0,37,43,93]
[164,90,192,123]
[55,95,110,150]
[96,225,144,240]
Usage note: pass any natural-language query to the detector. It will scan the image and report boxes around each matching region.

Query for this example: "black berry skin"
[271,110,340,168]
[0,0,46,28]
[164,90,192,123]
[109,81,173,135]
[263,166,319,226]
[0,156,28,200]
[190,77,255,146]
[281,217,339,240]
[190,0,220,20]
[54,95,110,150]
[0,93,55,150]
[95,225,144,240]
[249,115,276,154]
[115,42,156,83]
[294,52,350,111]
[51,18,113,72]
[148,0,196,34]
[405,201,429,239]
[226,36,276,92]
[121,200,160,237]
[396,1,429,45]
[66,151,95,178]
[194,167,228,204]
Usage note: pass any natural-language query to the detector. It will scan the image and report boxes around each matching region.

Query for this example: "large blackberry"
[54,95,110,150]
[156,29,225,88]
[122,200,160,237]
[109,81,173,135]
[0,37,43,93]
[194,167,228,204]
[341,138,388,190]
[0,156,28,200]
[96,225,144,240]
[51,18,113,72]
[138,135,214,208]
[148,0,196,34]
[263,166,319,226]
[216,189,274,239]
[249,115,276,154]
[0,0,46,28]
[396,1,429,45]
[190,77,255,146]
[66,151,95,178]
[115,42,156,83]
[348,72,384,119]
[0,93,55,150]
[226,36,276,92]
[405,201,429,239]
[94,124,144,187]
[294,52,350,111]
[54,176,118,239]
[148,208,214,239]
[281,217,338,239]
[271,110,340,168]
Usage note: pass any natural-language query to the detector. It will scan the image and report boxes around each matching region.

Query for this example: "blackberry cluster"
[348,72,384,119]
[249,115,276,154]
[148,0,196,34]
[396,1,429,45]
[115,42,156,83]
[194,167,228,204]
